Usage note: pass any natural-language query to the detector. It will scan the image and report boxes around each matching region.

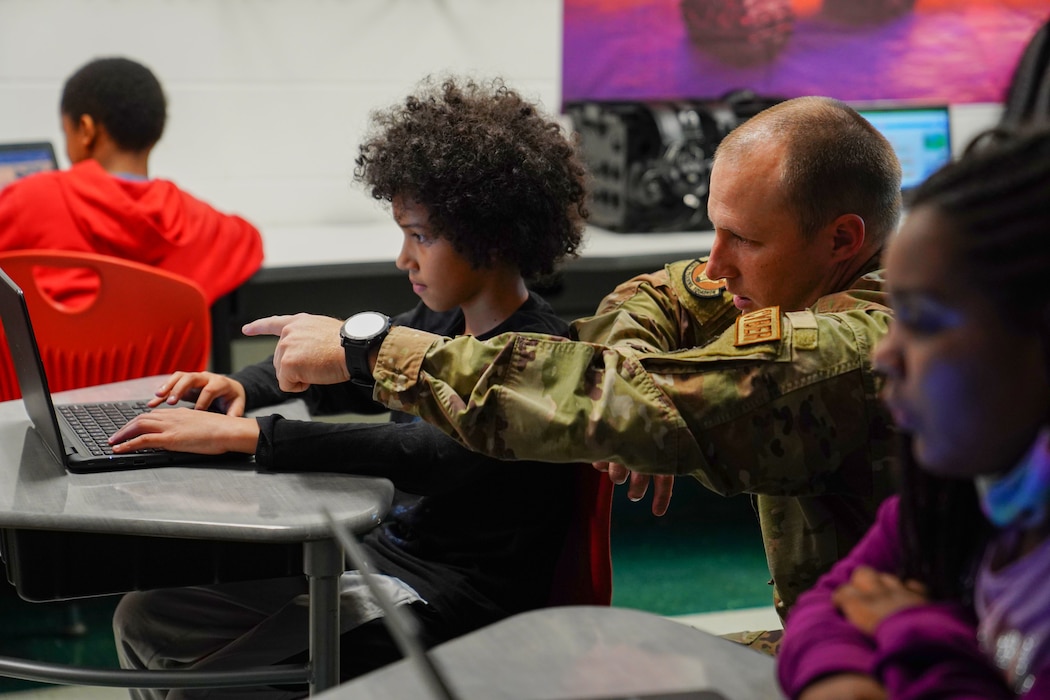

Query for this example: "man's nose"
[704,232,733,280]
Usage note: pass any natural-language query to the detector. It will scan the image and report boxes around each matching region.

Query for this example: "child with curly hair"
[109,75,590,699]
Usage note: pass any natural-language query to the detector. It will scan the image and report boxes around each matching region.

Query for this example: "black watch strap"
[341,312,391,389]
[346,341,378,388]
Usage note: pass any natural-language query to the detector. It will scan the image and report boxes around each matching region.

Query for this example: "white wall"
[0,0,563,228]
[0,0,1001,237]
[951,102,1004,154]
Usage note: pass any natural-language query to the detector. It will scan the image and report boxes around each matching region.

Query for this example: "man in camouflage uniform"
[246,96,902,632]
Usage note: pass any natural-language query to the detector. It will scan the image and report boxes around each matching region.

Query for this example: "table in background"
[0,376,394,694]
[211,223,715,372]
[317,605,783,700]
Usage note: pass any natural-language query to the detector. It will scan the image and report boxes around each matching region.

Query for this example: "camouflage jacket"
[373,256,897,615]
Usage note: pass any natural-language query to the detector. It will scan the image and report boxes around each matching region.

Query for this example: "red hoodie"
[0,159,264,307]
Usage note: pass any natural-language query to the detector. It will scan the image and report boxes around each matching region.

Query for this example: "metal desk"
[0,376,394,695]
[317,605,784,699]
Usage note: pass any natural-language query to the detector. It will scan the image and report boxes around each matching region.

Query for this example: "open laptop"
[856,105,952,192]
[0,266,247,473]
[0,141,58,189]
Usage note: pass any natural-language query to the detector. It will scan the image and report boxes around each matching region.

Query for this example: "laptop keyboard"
[57,402,155,456]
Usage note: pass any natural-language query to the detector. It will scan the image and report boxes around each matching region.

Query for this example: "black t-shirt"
[233,293,575,640]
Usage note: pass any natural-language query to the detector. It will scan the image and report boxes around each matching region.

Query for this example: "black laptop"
[0,267,248,473]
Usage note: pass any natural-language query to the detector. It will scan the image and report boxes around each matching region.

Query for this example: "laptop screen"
[0,142,59,190]
[0,267,69,466]
[856,106,951,191]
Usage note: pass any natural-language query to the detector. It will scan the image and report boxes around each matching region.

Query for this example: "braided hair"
[898,124,1050,600]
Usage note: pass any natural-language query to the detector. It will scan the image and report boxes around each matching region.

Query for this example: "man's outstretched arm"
[369,307,892,498]
[247,307,892,497]
[372,325,705,475]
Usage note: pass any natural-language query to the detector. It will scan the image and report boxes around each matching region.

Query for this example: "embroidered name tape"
[735,305,782,346]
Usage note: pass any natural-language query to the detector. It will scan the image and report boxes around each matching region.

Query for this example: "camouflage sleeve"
[372,304,892,498]
[571,262,737,352]
[570,270,688,352]
[372,325,706,475]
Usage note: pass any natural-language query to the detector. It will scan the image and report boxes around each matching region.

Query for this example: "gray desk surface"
[319,605,785,700]
[0,376,394,693]
[0,376,393,542]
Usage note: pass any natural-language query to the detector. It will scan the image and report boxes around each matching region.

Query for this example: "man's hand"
[593,462,675,516]
[832,565,929,636]
[799,674,886,700]
[242,314,349,392]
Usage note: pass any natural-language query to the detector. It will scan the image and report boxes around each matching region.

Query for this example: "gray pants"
[113,573,424,700]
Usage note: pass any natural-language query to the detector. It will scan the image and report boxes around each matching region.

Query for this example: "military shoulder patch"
[682,259,726,299]
[735,306,782,346]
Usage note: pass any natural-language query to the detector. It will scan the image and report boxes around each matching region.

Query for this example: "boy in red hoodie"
[0,56,263,308]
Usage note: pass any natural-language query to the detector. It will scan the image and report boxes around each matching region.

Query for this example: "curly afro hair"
[354,76,588,279]
[60,57,166,152]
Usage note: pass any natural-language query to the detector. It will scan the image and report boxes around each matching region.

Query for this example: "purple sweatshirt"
[777,496,1050,699]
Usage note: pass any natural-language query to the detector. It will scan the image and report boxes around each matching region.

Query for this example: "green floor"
[608,478,770,615]
[0,480,770,694]
[0,592,123,693]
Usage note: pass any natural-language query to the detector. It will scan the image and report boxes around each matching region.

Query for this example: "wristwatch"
[340,311,392,388]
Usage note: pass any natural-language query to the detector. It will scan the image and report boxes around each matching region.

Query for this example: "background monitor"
[0,142,58,189]
[856,106,951,191]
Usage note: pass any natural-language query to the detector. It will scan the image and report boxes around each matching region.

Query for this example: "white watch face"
[343,311,388,339]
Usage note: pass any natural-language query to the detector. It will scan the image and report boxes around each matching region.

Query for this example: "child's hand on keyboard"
[109,407,260,455]
[149,371,247,416]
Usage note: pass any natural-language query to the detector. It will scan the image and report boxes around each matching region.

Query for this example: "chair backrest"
[547,464,614,606]
[1002,16,1050,129]
[0,250,210,401]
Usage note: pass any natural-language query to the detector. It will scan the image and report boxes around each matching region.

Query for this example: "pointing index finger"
[242,315,295,338]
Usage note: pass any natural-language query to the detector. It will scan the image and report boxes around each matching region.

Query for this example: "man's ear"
[828,213,866,262]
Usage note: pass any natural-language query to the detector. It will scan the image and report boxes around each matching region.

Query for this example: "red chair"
[547,465,614,606]
[0,250,210,401]
[0,250,211,635]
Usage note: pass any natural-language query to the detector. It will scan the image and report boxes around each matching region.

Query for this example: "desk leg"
[304,539,344,695]
[210,292,236,374]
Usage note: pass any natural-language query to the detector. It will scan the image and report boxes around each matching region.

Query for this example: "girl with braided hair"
[778,125,1050,699]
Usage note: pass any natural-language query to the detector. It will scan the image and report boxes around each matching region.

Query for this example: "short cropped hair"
[715,96,902,247]
[60,57,167,152]
[354,76,588,279]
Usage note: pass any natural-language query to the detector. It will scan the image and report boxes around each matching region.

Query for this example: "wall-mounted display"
[562,0,1050,105]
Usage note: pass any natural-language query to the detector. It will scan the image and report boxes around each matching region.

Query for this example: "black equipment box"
[565,92,782,233]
